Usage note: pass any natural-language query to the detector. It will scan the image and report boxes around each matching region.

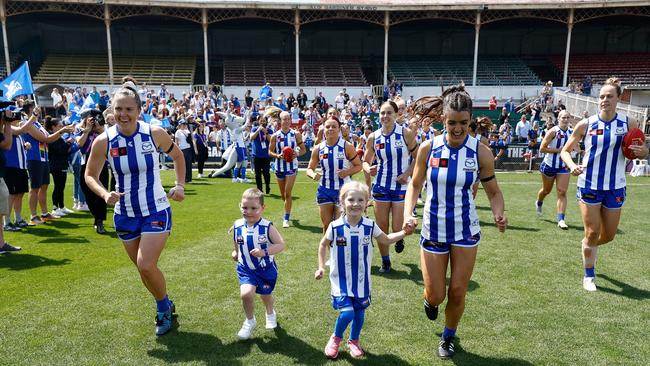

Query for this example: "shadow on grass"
[451,347,535,366]
[253,326,326,365]
[479,220,539,232]
[542,219,583,232]
[39,236,90,244]
[148,330,247,365]
[0,253,71,270]
[597,274,650,300]
[292,220,323,234]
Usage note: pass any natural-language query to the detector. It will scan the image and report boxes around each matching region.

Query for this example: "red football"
[356,148,364,158]
[622,128,646,159]
[282,146,295,161]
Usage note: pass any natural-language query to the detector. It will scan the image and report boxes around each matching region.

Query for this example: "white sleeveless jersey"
[232,125,246,148]
[327,216,382,298]
[373,124,410,191]
[106,123,169,217]
[542,126,572,169]
[318,138,352,190]
[273,129,299,172]
[578,114,627,190]
[420,128,436,142]
[233,218,276,270]
[423,134,481,242]
[218,129,232,150]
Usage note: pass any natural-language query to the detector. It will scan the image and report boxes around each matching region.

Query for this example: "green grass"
[1,172,649,365]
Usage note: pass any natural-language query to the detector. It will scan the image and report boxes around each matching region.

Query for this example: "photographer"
[76,110,108,234]
[45,116,74,216]
[249,115,273,194]
[0,104,22,253]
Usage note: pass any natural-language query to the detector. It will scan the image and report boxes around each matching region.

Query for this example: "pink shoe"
[348,339,365,358]
[324,334,342,359]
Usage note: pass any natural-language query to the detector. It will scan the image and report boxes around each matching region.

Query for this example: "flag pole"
[25,62,38,108]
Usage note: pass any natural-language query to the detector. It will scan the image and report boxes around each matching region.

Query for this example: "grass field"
[1,171,649,366]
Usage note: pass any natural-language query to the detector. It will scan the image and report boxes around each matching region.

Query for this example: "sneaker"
[29,216,45,225]
[0,242,22,253]
[324,334,342,359]
[424,300,439,321]
[558,220,568,230]
[209,170,218,178]
[62,207,75,214]
[395,239,405,253]
[265,310,277,329]
[583,277,597,292]
[438,336,456,359]
[41,213,60,221]
[94,223,107,234]
[282,220,290,228]
[53,208,67,217]
[348,339,365,358]
[241,178,250,184]
[197,173,203,178]
[535,201,543,217]
[232,177,239,183]
[265,187,271,195]
[379,261,391,273]
[237,318,257,340]
[3,223,21,232]
[78,203,90,212]
[15,219,34,227]
[154,308,174,336]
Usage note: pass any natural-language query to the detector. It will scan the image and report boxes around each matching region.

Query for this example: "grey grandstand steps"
[34,55,195,85]
[548,53,650,85]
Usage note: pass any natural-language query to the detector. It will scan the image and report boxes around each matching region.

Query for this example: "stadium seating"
[549,53,650,85]
[222,57,368,86]
[389,57,542,86]
[33,54,196,85]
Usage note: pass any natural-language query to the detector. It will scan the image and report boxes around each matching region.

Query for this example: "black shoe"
[424,300,438,321]
[0,242,22,253]
[266,187,271,194]
[438,336,456,359]
[94,223,107,234]
[378,261,391,273]
[395,239,405,253]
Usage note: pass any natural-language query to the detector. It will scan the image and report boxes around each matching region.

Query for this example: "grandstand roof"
[20,0,650,11]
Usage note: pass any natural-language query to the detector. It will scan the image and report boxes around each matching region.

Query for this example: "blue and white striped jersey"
[542,126,572,169]
[422,134,481,243]
[219,128,232,151]
[106,122,169,217]
[326,216,382,298]
[273,129,299,172]
[318,138,352,190]
[234,217,276,270]
[578,113,628,190]
[6,134,27,169]
[373,124,410,191]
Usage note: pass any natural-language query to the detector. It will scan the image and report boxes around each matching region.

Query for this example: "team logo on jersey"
[320,153,328,159]
[156,197,168,205]
[615,127,626,135]
[394,140,404,148]
[362,236,371,246]
[429,157,449,168]
[236,236,244,245]
[589,129,604,136]
[375,143,385,150]
[464,158,477,170]
[337,152,345,159]
[335,236,347,246]
[141,141,154,154]
[110,147,128,157]
[258,235,267,243]
[128,141,134,147]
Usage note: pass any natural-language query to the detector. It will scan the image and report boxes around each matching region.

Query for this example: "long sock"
[382,255,390,263]
[14,212,22,222]
[442,326,456,339]
[283,213,290,221]
[334,310,354,338]
[585,267,595,278]
[233,167,240,179]
[557,213,565,221]
[241,164,247,179]
[349,309,365,340]
[536,200,543,207]
[156,294,170,312]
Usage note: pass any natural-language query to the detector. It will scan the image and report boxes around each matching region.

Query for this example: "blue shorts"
[235,147,247,162]
[539,162,569,177]
[317,186,339,205]
[114,207,172,241]
[27,160,51,188]
[237,263,278,295]
[372,185,405,202]
[577,187,626,209]
[331,295,371,311]
[275,169,297,179]
[419,232,481,254]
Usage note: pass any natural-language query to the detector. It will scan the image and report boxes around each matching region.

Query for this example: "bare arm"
[314,235,331,280]
[250,224,285,258]
[478,143,507,232]
[560,119,587,175]
[306,146,321,181]
[0,121,13,150]
[84,134,114,202]
[268,134,279,159]
[539,129,558,154]
[338,142,362,178]
[362,132,377,175]
[295,132,307,157]
[403,141,430,227]
[628,117,650,159]
[375,230,407,247]
[152,126,186,201]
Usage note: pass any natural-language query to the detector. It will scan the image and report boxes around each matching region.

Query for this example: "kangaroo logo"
[4,80,22,99]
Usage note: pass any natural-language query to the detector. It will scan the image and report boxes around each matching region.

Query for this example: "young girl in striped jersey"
[315,181,414,359]
[537,110,574,229]
[232,188,285,339]
[403,85,507,359]
[307,117,362,234]
[560,78,649,292]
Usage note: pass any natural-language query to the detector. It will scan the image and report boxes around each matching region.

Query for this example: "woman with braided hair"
[85,76,186,336]
[404,85,507,358]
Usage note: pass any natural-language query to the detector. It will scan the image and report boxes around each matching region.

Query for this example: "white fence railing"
[555,88,649,134]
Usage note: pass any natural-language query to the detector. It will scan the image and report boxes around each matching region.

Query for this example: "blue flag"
[142,113,152,124]
[0,62,34,101]
[259,85,272,101]
[161,117,171,128]
[80,95,95,111]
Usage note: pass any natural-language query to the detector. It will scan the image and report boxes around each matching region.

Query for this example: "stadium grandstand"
[0,0,647,114]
